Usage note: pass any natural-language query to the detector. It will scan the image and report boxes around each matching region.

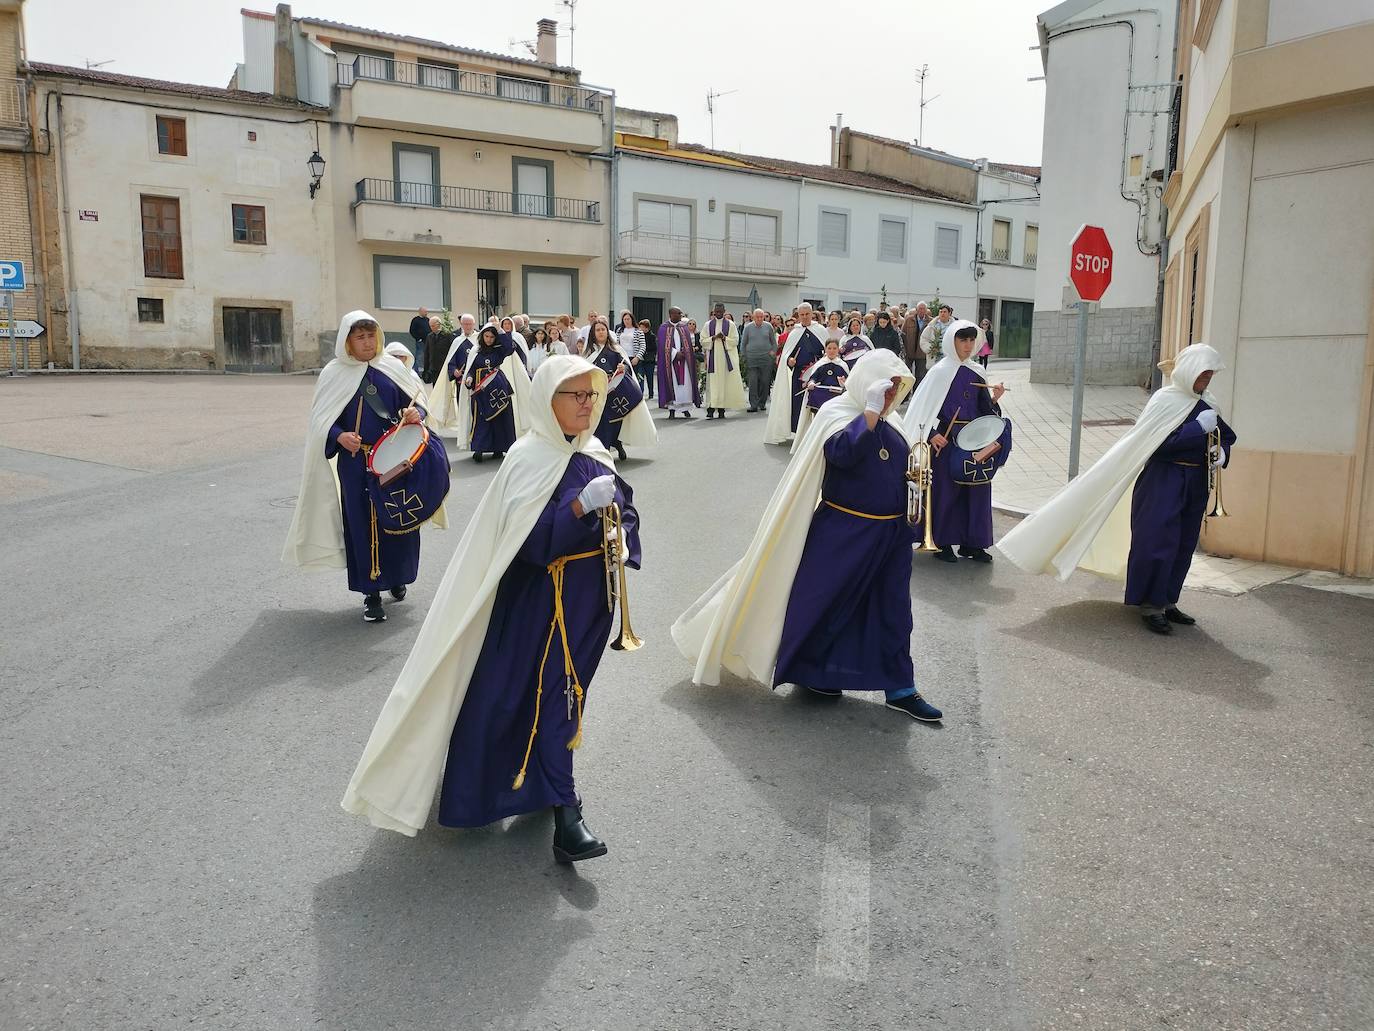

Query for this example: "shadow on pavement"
[311,815,596,1031]
[184,607,421,715]
[1003,600,1275,709]
[911,555,1017,617]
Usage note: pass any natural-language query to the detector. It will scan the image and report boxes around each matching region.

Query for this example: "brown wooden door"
[223,307,283,372]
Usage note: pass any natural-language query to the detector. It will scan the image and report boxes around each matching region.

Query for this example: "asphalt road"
[1,376,1371,1031]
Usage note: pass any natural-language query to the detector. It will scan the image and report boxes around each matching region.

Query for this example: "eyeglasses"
[555,389,600,404]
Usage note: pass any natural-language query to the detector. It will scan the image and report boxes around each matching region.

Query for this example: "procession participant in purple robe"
[902,320,1012,564]
[461,327,530,463]
[763,302,826,444]
[673,349,943,722]
[424,312,477,436]
[343,355,642,858]
[996,343,1236,635]
[703,302,747,419]
[283,311,448,623]
[791,340,849,452]
[656,306,701,419]
[584,318,658,460]
[838,316,874,369]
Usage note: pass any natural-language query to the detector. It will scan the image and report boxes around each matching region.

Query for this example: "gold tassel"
[368,501,380,580]
[511,770,526,791]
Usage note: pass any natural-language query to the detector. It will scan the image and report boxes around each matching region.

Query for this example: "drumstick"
[971,383,1010,391]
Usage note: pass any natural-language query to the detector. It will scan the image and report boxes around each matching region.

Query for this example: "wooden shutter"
[141,195,183,278]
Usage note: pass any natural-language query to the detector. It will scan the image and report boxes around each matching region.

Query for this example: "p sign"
[0,260,26,292]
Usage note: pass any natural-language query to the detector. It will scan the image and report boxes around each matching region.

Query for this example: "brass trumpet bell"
[907,439,941,552]
[1205,426,1229,521]
[602,502,643,651]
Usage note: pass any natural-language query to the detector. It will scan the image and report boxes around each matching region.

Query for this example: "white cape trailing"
[672,349,914,687]
[900,319,982,440]
[282,310,443,572]
[425,331,476,433]
[763,323,823,445]
[588,340,658,450]
[341,355,616,835]
[995,343,1226,583]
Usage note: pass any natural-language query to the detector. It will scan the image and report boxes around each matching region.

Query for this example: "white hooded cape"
[383,341,426,396]
[763,321,826,445]
[341,355,616,835]
[672,350,915,687]
[282,310,444,571]
[587,341,658,450]
[790,357,850,454]
[900,319,983,440]
[425,331,476,433]
[994,342,1226,582]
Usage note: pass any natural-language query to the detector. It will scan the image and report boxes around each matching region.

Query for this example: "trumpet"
[601,502,643,651]
[1206,426,1229,520]
[907,440,940,552]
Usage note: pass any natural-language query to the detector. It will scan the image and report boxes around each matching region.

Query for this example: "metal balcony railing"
[989,246,1010,263]
[616,231,807,278]
[355,178,601,222]
[1024,250,1038,268]
[0,78,27,127]
[337,56,605,113]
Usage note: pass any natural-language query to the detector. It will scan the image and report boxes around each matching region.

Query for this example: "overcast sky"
[27,0,1050,166]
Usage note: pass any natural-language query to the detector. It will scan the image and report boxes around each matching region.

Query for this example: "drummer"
[282,311,428,623]
[584,317,657,460]
[901,320,1012,563]
[838,316,873,369]
[457,326,530,463]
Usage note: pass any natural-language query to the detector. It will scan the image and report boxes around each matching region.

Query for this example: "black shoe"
[472,451,485,463]
[934,546,958,563]
[1142,613,1173,634]
[493,451,505,459]
[718,410,726,419]
[668,411,676,420]
[615,443,627,461]
[962,548,992,563]
[683,411,694,419]
[552,804,607,864]
[747,407,758,413]
[389,585,407,602]
[886,693,943,722]
[1164,607,1196,625]
[803,684,842,698]
[363,594,386,622]
[705,409,714,420]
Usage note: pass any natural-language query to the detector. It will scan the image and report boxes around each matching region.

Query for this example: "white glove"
[1196,408,1219,434]
[864,378,892,415]
[576,474,617,514]
[1210,444,1227,468]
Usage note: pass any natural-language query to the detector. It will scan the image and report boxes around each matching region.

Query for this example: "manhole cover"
[270,496,298,509]
[1081,418,1135,427]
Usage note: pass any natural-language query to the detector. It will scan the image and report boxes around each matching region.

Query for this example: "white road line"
[815,802,872,981]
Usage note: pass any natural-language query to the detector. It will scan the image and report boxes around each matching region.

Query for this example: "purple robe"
[656,321,701,409]
[804,362,847,411]
[787,327,826,431]
[586,344,639,448]
[325,367,424,594]
[839,337,873,369]
[439,455,642,827]
[465,336,519,455]
[774,415,916,694]
[928,366,1013,549]
[1125,400,1236,607]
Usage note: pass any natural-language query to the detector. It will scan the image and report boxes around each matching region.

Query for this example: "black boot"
[615,443,627,461]
[552,804,607,864]
[472,451,485,463]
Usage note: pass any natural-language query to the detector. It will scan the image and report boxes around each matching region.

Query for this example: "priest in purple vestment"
[656,306,701,418]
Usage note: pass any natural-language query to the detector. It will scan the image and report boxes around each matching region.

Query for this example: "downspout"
[1151,14,1182,390]
[54,94,80,370]
[580,87,616,316]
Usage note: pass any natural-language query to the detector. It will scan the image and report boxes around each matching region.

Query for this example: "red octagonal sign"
[1069,224,1113,302]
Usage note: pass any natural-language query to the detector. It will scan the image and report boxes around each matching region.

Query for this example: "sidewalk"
[986,360,1301,597]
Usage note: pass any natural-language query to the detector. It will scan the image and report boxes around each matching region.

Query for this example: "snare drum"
[948,414,1010,485]
[368,422,429,487]
[365,422,451,534]
[605,366,644,422]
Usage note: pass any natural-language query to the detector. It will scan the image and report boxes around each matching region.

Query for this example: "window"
[513,158,552,217]
[140,195,183,279]
[841,298,868,313]
[418,60,459,90]
[934,225,960,268]
[990,218,1011,262]
[523,266,578,320]
[375,258,449,310]
[231,204,267,245]
[1024,225,1039,267]
[497,75,550,104]
[878,217,906,262]
[727,210,779,248]
[818,208,849,256]
[137,297,164,323]
[1182,204,1211,345]
[637,198,691,237]
[156,116,187,156]
[395,145,439,206]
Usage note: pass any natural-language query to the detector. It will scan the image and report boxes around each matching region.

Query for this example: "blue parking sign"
[0,261,26,291]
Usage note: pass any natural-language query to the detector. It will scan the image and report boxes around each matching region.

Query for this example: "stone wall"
[1030,305,1158,386]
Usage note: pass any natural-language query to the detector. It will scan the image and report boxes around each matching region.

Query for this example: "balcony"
[353,178,605,257]
[0,78,28,150]
[1024,250,1038,268]
[616,231,807,282]
[336,56,606,152]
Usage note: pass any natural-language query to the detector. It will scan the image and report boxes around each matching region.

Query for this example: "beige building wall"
[1162,0,1374,575]
[0,1,40,367]
[837,129,977,204]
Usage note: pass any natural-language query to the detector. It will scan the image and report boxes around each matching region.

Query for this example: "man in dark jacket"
[901,302,930,384]
[420,316,454,386]
[408,307,430,374]
[870,310,903,357]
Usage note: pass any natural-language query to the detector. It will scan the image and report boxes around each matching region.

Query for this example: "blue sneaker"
[885,693,942,722]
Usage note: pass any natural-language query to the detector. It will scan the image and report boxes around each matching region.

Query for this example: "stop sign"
[1069,224,1113,302]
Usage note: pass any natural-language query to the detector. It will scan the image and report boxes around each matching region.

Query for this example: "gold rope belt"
[512,547,604,790]
[824,500,903,521]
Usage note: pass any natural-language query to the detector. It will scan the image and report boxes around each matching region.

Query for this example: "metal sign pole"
[5,291,15,378]
[1067,299,1088,480]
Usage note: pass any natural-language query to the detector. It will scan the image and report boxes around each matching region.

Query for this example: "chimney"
[273,3,298,100]
[831,113,844,168]
[536,19,558,65]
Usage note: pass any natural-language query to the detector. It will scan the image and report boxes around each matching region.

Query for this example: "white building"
[975,161,1041,359]
[1033,0,1177,384]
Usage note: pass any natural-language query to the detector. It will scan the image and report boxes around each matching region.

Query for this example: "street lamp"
[307,150,326,199]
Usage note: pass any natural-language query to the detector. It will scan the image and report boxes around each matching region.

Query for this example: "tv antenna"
[509,37,538,58]
[83,57,115,70]
[706,88,738,149]
[560,0,579,67]
[915,64,940,145]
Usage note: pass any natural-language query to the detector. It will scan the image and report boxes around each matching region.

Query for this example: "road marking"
[815,802,871,981]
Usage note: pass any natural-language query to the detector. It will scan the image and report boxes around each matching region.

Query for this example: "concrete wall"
[41,86,335,370]
[838,130,977,204]
[1267,0,1374,45]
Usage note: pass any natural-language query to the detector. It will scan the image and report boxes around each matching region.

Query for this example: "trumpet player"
[996,343,1235,635]
[673,350,944,722]
[343,355,642,862]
